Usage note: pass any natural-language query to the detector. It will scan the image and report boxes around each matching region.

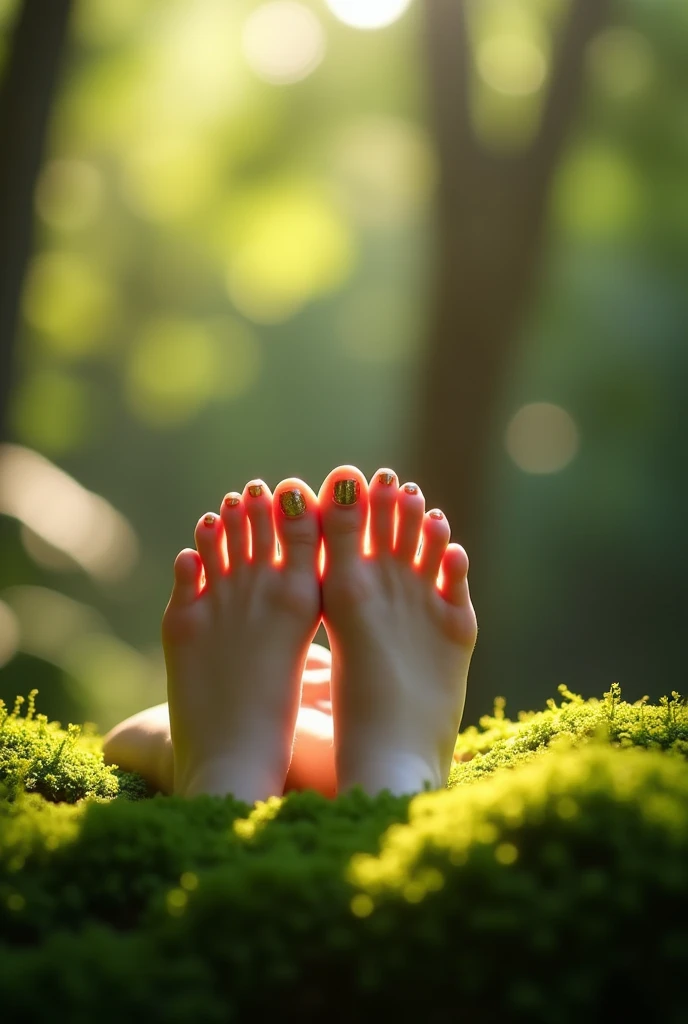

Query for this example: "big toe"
[319,465,369,568]
[273,478,321,572]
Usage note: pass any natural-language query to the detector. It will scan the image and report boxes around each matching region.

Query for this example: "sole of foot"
[162,477,321,801]
[319,465,477,796]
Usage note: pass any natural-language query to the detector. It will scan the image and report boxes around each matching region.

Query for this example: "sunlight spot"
[243,2,325,84]
[495,842,518,865]
[350,893,374,918]
[121,136,217,222]
[0,600,19,669]
[180,872,199,891]
[332,116,436,227]
[477,34,547,96]
[505,403,579,475]
[587,28,654,99]
[11,370,93,455]
[553,146,641,239]
[22,252,115,357]
[126,318,222,427]
[35,160,102,232]
[226,184,354,322]
[325,0,412,30]
[0,446,139,582]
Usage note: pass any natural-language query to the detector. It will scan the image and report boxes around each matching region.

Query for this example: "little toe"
[418,508,451,581]
[169,548,203,605]
[369,468,398,556]
[438,543,471,606]
[194,513,229,586]
[394,482,426,562]
[244,479,275,563]
[221,491,249,569]
[274,478,321,572]
[319,465,369,567]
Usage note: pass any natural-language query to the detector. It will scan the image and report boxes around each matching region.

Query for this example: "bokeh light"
[0,599,19,670]
[505,403,579,474]
[35,159,102,232]
[242,2,325,84]
[587,28,654,100]
[331,116,436,227]
[477,35,547,96]
[0,445,139,582]
[22,251,115,357]
[325,0,412,31]
[553,145,641,239]
[10,370,94,455]
[225,184,354,322]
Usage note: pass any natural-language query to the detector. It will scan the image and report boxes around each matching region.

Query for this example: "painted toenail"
[248,484,263,498]
[404,484,419,495]
[334,479,359,505]
[429,509,444,520]
[224,494,240,507]
[204,514,216,527]
[280,489,307,517]
[378,473,395,486]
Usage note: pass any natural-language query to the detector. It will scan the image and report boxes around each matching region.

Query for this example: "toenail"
[248,484,263,498]
[204,514,216,527]
[429,509,444,520]
[333,479,359,505]
[280,489,307,517]
[404,483,419,495]
[377,472,395,486]
[224,494,240,507]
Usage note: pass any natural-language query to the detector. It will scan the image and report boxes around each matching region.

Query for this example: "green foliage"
[450,683,688,785]
[1,688,687,1021]
[0,691,147,803]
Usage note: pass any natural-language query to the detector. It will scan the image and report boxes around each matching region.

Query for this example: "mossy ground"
[1,685,687,1022]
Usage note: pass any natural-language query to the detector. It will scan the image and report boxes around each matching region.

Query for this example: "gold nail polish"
[224,494,240,507]
[333,479,359,505]
[280,489,306,517]
[404,483,419,495]
[248,484,263,498]
[429,509,443,520]
[377,472,395,486]
[204,513,216,526]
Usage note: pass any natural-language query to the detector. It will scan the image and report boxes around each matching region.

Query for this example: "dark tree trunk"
[0,0,74,441]
[417,0,611,558]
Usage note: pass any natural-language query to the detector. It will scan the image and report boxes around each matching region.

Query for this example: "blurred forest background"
[0,0,686,733]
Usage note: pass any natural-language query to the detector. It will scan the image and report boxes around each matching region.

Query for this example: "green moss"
[0,687,687,1021]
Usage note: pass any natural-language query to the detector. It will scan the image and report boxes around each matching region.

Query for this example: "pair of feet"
[108,466,477,802]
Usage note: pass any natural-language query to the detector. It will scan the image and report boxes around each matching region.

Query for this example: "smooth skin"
[103,467,477,800]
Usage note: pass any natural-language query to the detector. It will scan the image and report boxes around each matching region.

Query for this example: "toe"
[244,479,275,563]
[221,491,249,569]
[394,482,426,562]
[194,513,228,585]
[418,508,451,581]
[318,465,369,567]
[273,478,320,572]
[169,548,203,605]
[438,543,471,606]
[369,468,398,556]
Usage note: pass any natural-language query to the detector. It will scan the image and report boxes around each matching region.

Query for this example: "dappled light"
[0,445,139,582]
[476,34,547,96]
[325,0,412,31]
[242,2,325,85]
[505,403,579,475]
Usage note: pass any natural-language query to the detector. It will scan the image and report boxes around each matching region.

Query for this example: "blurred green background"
[0,0,686,732]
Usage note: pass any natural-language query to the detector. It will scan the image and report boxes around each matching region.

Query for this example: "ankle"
[337,747,444,797]
[174,752,286,803]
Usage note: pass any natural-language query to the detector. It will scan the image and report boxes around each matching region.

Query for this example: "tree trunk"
[417,0,611,558]
[0,0,74,442]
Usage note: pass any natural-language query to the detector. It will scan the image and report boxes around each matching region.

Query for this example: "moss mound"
[1,687,687,1022]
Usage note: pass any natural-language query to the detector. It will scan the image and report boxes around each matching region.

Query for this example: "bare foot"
[319,466,477,795]
[103,643,335,797]
[162,478,321,801]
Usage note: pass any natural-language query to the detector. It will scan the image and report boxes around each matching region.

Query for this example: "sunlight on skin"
[325,0,412,31]
[0,445,138,582]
